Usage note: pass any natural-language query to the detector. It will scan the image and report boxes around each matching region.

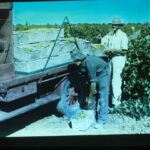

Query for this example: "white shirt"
[101,29,128,51]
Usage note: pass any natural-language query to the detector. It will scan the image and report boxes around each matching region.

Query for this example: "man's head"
[111,17,123,31]
[70,49,85,65]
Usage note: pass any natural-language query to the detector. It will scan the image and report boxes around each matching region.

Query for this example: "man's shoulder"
[101,32,112,41]
[102,34,110,40]
[118,29,127,36]
[86,55,105,62]
[108,31,114,36]
[86,55,99,60]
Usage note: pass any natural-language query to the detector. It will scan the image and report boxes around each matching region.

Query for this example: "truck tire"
[56,79,81,118]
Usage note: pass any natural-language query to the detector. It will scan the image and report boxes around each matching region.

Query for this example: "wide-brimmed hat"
[70,50,85,61]
[111,17,123,25]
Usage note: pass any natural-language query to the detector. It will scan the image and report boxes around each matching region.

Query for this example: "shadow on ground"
[0,100,61,137]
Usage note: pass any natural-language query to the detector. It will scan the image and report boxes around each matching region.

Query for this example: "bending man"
[70,50,110,128]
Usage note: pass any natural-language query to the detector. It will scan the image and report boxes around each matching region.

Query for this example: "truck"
[0,2,82,122]
[0,2,109,122]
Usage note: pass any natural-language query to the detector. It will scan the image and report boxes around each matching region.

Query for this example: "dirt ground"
[8,113,150,137]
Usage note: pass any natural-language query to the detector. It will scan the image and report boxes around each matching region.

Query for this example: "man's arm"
[110,49,127,55]
[87,82,97,104]
[85,58,98,104]
[104,48,128,56]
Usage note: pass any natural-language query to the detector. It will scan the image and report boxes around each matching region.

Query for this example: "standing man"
[70,50,110,128]
[101,17,128,106]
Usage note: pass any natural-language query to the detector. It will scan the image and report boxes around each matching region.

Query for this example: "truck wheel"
[56,80,81,118]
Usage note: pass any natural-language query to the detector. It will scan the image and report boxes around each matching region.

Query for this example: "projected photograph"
[0,0,149,137]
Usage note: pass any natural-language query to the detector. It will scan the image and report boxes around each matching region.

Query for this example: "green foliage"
[64,23,111,43]
[122,23,142,36]
[64,23,145,43]
[123,24,150,99]
[114,98,150,120]
[14,23,146,44]
[14,23,59,31]
[119,24,150,119]
[14,24,29,31]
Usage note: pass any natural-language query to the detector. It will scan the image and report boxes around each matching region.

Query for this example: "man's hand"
[104,48,112,52]
[108,50,127,56]
[102,45,111,52]
[87,97,93,104]
[86,82,97,104]
[67,87,78,105]
[90,82,97,95]
[86,96,96,110]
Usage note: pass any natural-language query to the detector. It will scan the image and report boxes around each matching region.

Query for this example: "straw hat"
[111,17,123,25]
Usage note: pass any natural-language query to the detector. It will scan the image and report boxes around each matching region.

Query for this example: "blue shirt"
[81,55,108,83]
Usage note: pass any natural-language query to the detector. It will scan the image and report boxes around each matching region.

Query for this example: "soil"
[8,113,150,137]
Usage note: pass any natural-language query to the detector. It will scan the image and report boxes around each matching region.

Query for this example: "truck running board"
[0,93,60,122]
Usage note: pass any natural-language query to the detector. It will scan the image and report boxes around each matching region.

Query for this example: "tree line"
[14,22,147,43]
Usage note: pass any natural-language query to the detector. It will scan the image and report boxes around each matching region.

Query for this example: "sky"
[13,0,150,25]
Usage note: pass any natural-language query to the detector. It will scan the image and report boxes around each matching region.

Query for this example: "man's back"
[84,55,108,82]
[86,55,107,70]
